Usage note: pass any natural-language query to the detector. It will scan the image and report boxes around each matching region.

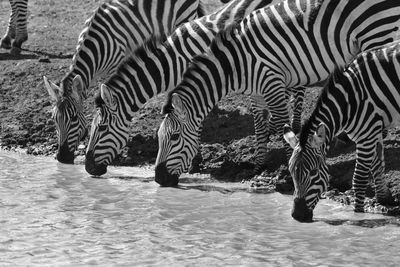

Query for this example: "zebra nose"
[56,141,75,164]
[292,198,313,222]
[85,150,107,176]
[155,162,179,187]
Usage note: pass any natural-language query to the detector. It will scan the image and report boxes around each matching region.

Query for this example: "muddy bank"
[2,95,400,216]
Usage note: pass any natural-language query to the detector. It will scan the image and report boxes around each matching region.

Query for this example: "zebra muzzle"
[292,197,313,223]
[56,141,75,164]
[85,150,107,176]
[154,162,179,187]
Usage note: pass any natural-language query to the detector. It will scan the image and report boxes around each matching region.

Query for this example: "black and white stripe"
[42,0,205,164]
[154,0,400,185]
[0,0,28,54]
[284,40,400,222]
[84,0,281,178]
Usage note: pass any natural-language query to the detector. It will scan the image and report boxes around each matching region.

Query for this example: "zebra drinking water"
[154,0,400,186]
[84,0,283,178]
[284,41,400,222]
[0,0,28,55]
[42,0,205,164]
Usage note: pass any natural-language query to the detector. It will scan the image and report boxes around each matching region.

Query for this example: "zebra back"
[62,0,205,96]
[85,0,277,176]
[153,0,400,185]
[104,0,276,117]
[44,0,205,164]
[285,40,400,221]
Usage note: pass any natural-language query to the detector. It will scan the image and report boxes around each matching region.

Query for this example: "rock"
[38,57,51,63]
[78,144,86,150]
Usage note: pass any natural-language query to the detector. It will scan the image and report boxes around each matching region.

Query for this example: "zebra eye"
[171,133,180,141]
[98,124,108,132]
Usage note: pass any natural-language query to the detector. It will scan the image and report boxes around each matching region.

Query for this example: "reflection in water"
[178,184,276,194]
[1,151,400,266]
[90,175,155,183]
[178,184,237,194]
[317,218,400,228]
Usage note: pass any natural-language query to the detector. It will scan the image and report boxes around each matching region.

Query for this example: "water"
[1,151,399,266]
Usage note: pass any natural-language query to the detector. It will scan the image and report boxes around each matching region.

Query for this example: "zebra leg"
[370,140,393,205]
[289,87,305,135]
[189,123,203,173]
[382,129,388,139]
[353,142,378,212]
[10,0,28,55]
[249,95,270,173]
[262,88,292,163]
[0,0,18,50]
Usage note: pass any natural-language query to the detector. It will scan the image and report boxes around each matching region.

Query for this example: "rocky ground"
[1,0,399,215]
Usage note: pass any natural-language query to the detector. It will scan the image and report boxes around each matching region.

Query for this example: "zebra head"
[43,75,87,164]
[155,93,200,187]
[85,84,130,176]
[283,123,330,222]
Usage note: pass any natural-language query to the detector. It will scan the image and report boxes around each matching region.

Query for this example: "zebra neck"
[176,56,238,125]
[68,2,128,97]
[68,38,126,94]
[304,76,349,148]
[107,42,188,113]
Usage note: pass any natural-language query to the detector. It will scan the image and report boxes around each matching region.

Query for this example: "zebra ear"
[171,94,187,121]
[100,84,117,110]
[283,124,298,149]
[310,123,327,148]
[72,75,84,101]
[43,76,63,102]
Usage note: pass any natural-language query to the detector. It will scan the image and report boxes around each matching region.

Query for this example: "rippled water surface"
[1,151,400,266]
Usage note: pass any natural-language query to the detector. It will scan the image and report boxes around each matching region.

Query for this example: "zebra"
[42,0,205,164]
[84,0,284,178]
[283,41,400,222]
[154,0,400,186]
[0,0,29,55]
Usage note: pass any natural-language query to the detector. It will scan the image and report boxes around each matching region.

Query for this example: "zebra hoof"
[10,46,22,55]
[376,193,396,206]
[0,36,12,50]
[354,206,364,213]
[254,163,268,175]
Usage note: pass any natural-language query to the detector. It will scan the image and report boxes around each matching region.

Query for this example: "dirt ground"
[0,0,399,215]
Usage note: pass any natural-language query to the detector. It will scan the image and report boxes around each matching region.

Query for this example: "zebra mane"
[94,91,105,108]
[162,91,175,115]
[105,34,168,86]
[160,23,242,116]
[173,21,241,79]
[299,64,346,148]
[61,1,110,96]
[197,1,206,17]
[298,117,314,148]
[130,34,169,63]
[214,21,240,48]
